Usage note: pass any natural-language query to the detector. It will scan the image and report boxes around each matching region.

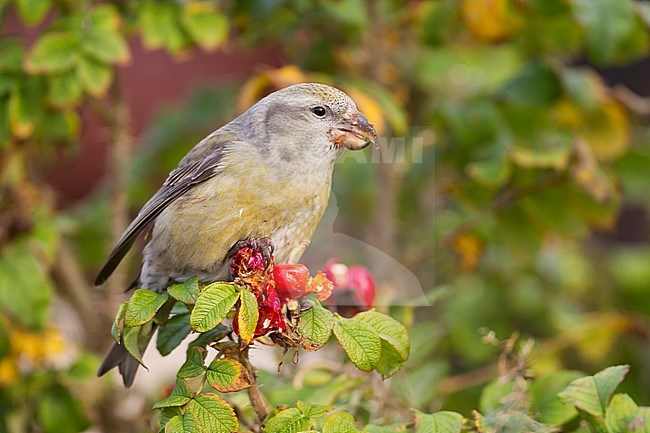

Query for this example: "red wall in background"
[2,7,284,207]
[50,39,283,207]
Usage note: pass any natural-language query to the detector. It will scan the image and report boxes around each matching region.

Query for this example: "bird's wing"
[95,133,235,286]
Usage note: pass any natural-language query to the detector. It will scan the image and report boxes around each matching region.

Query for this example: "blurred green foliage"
[0,0,649,431]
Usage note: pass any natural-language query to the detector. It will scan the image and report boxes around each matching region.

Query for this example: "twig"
[238,346,269,427]
[52,240,102,350]
[104,72,132,299]
[611,84,650,118]
[232,403,257,432]
[437,363,498,395]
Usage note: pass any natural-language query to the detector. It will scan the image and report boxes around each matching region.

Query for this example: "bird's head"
[238,83,378,169]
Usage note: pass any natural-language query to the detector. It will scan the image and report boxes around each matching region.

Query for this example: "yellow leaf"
[238,66,310,112]
[574,313,630,362]
[266,65,309,89]
[0,358,19,386]
[237,74,271,112]
[11,327,66,363]
[553,99,585,130]
[343,87,386,135]
[582,101,630,161]
[460,0,521,42]
[451,232,483,272]
[553,97,630,162]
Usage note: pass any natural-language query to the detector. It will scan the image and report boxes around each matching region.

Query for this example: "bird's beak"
[329,112,378,150]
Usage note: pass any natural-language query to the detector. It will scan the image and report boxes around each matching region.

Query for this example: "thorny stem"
[238,346,269,428]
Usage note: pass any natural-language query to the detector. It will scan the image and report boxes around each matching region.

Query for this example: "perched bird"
[96,83,378,386]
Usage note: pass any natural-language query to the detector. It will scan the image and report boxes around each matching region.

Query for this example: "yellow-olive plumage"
[96,83,377,386]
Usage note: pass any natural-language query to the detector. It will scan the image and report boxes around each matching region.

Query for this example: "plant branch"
[52,240,102,350]
[238,346,268,428]
[103,72,132,300]
[232,403,257,432]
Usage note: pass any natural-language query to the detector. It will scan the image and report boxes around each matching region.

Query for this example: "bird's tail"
[97,324,157,388]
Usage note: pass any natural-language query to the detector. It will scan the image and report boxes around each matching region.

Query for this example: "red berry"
[230,245,271,279]
[347,265,376,309]
[273,264,311,299]
[255,286,286,335]
[321,259,349,288]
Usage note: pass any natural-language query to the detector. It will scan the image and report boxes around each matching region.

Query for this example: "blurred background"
[1,0,650,431]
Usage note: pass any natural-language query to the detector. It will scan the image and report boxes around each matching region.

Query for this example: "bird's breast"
[145,159,332,280]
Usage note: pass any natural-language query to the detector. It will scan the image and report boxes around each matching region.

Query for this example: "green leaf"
[333,317,381,372]
[89,4,122,31]
[8,77,44,140]
[189,324,230,349]
[355,310,410,361]
[375,340,406,379]
[558,365,630,418]
[139,0,174,48]
[164,415,191,433]
[413,411,463,433]
[323,412,360,433]
[0,39,24,73]
[321,0,368,27]
[0,320,9,359]
[572,0,644,65]
[168,277,200,305]
[77,57,112,97]
[529,370,583,425]
[562,69,601,111]
[25,32,79,73]
[16,0,51,27]
[153,378,192,409]
[0,101,9,147]
[185,394,238,433]
[0,241,53,329]
[206,358,252,393]
[180,3,229,50]
[139,0,189,54]
[466,157,511,189]
[606,394,639,433]
[154,296,176,326]
[157,313,192,356]
[639,3,650,28]
[264,407,311,433]
[190,283,239,332]
[296,401,334,419]
[237,289,258,344]
[121,321,155,366]
[177,346,207,378]
[630,408,650,433]
[48,71,83,108]
[160,408,182,430]
[111,301,127,342]
[499,61,561,106]
[36,385,90,433]
[479,379,518,413]
[125,289,169,327]
[297,298,334,351]
[81,29,130,65]
[364,423,410,433]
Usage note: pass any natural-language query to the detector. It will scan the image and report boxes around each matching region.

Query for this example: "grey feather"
[94,135,232,286]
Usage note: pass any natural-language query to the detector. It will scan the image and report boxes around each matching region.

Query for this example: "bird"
[95,82,378,387]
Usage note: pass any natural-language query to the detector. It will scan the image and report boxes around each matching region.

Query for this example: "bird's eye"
[311,106,327,117]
